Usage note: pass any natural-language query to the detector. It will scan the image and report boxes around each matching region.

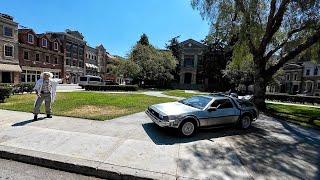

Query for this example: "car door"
[206,99,238,126]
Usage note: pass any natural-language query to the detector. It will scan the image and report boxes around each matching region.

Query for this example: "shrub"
[266,93,320,105]
[13,83,35,94]
[0,86,13,102]
[84,85,139,91]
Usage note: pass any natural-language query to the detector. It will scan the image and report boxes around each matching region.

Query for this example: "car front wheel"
[239,115,252,129]
[179,120,196,137]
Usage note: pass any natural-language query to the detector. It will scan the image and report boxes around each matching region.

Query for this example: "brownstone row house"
[18,29,64,83]
[0,12,119,84]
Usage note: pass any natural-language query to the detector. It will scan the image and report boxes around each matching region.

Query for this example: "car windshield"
[179,96,212,109]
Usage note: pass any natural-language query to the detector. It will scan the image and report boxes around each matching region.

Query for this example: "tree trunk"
[253,74,267,110]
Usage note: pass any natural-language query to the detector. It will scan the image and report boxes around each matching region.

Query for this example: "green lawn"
[266,103,320,128]
[162,90,207,98]
[0,92,175,120]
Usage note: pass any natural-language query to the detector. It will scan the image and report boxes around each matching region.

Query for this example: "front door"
[2,72,11,83]
[207,99,238,126]
[184,73,192,84]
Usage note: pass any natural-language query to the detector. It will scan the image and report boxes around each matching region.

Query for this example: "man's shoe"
[34,115,38,121]
[47,114,52,118]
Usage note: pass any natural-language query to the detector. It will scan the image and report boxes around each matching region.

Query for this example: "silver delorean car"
[146,95,259,136]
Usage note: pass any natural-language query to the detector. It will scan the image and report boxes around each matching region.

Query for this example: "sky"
[1,0,209,57]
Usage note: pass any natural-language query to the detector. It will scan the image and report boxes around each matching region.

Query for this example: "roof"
[180,39,207,48]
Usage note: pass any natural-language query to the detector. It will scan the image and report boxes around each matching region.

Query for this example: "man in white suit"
[33,72,65,120]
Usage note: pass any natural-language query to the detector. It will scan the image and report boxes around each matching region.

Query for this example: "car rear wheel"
[179,120,196,137]
[239,115,252,129]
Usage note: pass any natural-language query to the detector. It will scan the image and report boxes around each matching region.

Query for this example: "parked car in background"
[79,75,102,88]
[146,95,259,136]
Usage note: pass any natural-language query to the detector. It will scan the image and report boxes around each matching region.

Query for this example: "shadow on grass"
[12,117,46,127]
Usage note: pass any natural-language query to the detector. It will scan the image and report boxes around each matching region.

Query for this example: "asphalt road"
[0,158,101,180]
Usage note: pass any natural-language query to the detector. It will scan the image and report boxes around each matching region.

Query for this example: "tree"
[202,35,231,91]
[138,33,150,46]
[166,36,182,82]
[128,34,176,86]
[192,0,320,109]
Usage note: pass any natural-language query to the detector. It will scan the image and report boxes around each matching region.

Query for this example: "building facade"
[177,39,206,89]
[0,13,21,84]
[48,29,86,84]
[85,46,99,76]
[18,29,64,83]
[267,61,320,96]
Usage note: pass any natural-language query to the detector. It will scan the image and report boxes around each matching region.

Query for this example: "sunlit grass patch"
[0,92,175,120]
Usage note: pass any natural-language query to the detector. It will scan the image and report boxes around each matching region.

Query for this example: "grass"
[266,103,320,128]
[0,92,175,120]
[162,90,207,98]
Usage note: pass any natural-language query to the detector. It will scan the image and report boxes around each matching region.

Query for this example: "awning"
[0,64,22,72]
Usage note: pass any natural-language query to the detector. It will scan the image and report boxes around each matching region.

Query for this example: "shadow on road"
[142,122,268,145]
[12,117,46,127]
[143,116,320,179]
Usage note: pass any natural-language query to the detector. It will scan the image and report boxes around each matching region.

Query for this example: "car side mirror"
[208,107,217,112]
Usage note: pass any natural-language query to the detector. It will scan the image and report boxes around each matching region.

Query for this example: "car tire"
[239,115,252,129]
[179,120,197,137]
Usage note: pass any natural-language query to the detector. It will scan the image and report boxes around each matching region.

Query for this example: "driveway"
[0,109,319,179]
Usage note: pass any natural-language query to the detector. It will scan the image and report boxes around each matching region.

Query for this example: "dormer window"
[41,38,47,47]
[54,42,59,50]
[28,34,34,43]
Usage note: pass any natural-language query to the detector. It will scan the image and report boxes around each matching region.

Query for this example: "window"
[184,55,194,67]
[286,74,290,81]
[45,55,49,63]
[66,59,71,65]
[54,42,59,50]
[42,38,47,47]
[294,74,297,81]
[314,67,318,76]
[28,34,34,43]
[3,27,13,37]
[24,51,29,60]
[4,45,13,57]
[211,99,234,109]
[35,53,40,61]
[54,57,58,64]
[318,83,320,90]
[306,69,310,76]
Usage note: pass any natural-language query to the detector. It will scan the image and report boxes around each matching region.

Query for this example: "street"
[0,158,100,180]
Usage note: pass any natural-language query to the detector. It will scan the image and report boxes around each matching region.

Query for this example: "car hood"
[150,102,199,116]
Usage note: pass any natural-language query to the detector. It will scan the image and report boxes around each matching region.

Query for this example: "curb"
[0,149,155,180]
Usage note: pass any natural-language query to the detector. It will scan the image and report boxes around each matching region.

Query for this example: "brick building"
[0,13,21,84]
[18,29,64,83]
[48,29,86,84]
[85,46,99,76]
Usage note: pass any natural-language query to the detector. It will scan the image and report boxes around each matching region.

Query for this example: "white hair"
[40,72,53,78]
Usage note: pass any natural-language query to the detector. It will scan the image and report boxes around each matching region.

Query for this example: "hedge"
[84,85,139,91]
[266,93,320,105]
[13,83,35,94]
[0,86,13,102]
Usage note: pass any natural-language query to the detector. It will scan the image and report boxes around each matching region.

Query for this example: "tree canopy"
[192,0,320,109]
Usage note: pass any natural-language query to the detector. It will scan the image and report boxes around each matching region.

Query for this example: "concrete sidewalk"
[0,109,319,179]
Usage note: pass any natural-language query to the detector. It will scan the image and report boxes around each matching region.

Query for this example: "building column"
[13,72,20,84]
[191,72,196,84]
[180,72,184,84]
